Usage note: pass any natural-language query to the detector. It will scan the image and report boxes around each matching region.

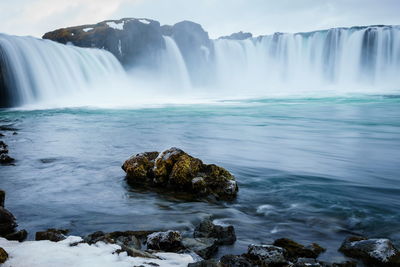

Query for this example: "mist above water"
[1,25,400,108]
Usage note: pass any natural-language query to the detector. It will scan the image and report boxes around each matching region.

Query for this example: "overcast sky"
[0,0,399,38]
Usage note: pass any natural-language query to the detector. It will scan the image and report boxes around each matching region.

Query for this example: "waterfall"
[160,36,191,91]
[213,25,400,94]
[1,25,400,108]
[0,34,125,107]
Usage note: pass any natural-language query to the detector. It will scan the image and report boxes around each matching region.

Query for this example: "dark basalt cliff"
[43,18,165,67]
[43,19,215,86]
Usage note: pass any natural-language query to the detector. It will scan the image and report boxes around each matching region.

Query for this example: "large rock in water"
[339,236,400,266]
[122,148,238,200]
[43,18,165,67]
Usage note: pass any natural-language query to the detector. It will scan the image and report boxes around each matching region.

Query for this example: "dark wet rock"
[0,125,18,132]
[35,229,69,242]
[331,261,357,267]
[220,254,252,267]
[194,219,236,245]
[293,258,323,267]
[116,247,159,259]
[0,207,17,235]
[4,229,27,242]
[188,260,220,267]
[83,230,153,250]
[182,237,218,260]
[0,141,7,154]
[220,31,253,40]
[339,236,400,266]
[0,141,14,164]
[146,230,183,252]
[0,190,5,208]
[273,238,326,260]
[122,148,238,200]
[0,247,8,264]
[0,133,4,137]
[0,154,14,164]
[12,132,17,135]
[43,18,165,67]
[245,244,287,266]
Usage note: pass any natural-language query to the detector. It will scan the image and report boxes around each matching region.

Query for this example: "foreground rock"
[36,229,69,242]
[147,230,183,252]
[0,247,8,263]
[273,238,326,260]
[122,147,238,200]
[0,141,14,165]
[0,190,27,242]
[194,219,236,245]
[182,237,218,260]
[339,236,400,266]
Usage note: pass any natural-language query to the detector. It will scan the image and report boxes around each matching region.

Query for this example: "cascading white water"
[213,26,400,95]
[0,34,126,107]
[1,25,400,108]
[160,36,191,91]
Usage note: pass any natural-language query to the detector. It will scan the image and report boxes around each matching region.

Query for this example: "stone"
[0,207,17,235]
[35,229,69,242]
[339,236,400,266]
[220,254,253,267]
[245,244,287,265]
[4,229,28,242]
[0,190,5,208]
[122,148,238,200]
[273,238,326,260]
[188,260,220,267]
[293,258,323,267]
[0,154,15,164]
[0,247,8,264]
[182,237,218,260]
[194,219,236,245]
[146,230,183,252]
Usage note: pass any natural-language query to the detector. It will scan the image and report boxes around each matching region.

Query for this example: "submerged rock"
[146,230,183,252]
[245,244,287,266]
[122,148,238,200]
[182,237,218,260]
[0,247,8,264]
[220,254,253,266]
[194,219,236,245]
[188,259,220,267]
[273,238,326,260]
[0,141,14,164]
[339,236,400,266]
[0,190,5,208]
[35,229,69,242]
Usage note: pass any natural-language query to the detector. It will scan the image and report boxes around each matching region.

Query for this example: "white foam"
[82,28,93,32]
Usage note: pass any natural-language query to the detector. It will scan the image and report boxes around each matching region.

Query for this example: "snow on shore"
[0,236,194,267]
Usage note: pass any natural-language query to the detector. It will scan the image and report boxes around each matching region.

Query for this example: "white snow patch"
[0,236,194,267]
[82,28,93,32]
[139,19,151,25]
[106,21,124,30]
[368,239,396,262]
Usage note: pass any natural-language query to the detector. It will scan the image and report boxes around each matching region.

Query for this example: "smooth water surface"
[1,95,400,261]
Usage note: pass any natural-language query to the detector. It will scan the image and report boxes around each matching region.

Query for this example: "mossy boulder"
[273,238,326,260]
[122,148,238,200]
[0,247,8,264]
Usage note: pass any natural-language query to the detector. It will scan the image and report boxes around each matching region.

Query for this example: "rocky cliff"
[43,19,216,86]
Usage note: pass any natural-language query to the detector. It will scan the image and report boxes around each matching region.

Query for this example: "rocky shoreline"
[0,148,399,266]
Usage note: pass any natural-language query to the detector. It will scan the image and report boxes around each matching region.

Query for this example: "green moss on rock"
[122,147,238,200]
